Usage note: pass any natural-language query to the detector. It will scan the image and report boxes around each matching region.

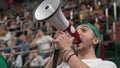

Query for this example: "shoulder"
[44,35,53,40]
[45,35,52,38]
[6,32,12,36]
[101,60,117,68]
[36,56,43,60]
[57,62,70,68]
[82,59,117,68]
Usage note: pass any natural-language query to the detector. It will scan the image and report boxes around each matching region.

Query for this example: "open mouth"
[76,41,82,47]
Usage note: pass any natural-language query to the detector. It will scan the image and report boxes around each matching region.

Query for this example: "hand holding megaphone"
[34,0,81,44]
[53,31,74,50]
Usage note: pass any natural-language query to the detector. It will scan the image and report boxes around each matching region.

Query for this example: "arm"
[41,56,50,66]
[30,33,40,47]
[65,51,89,68]
[45,52,62,68]
[45,55,53,68]
[0,32,12,41]
[30,37,39,45]
[46,36,53,42]
[45,49,89,68]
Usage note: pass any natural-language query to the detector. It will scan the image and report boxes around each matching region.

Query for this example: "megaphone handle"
[53,44,59,68]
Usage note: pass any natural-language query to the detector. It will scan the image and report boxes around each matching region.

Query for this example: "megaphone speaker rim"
[34,0,61,21]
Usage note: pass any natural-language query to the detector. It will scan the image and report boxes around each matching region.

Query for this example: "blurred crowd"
[0,0,120,68]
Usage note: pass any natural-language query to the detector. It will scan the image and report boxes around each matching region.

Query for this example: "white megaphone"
[34,0,81,44]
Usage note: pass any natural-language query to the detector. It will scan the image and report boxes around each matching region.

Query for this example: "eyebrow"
[81,25,90,29]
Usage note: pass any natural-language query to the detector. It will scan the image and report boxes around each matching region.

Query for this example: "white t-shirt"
[57,59,117,68]
[31,56,51,67]
[31,56,44,67]
[0,32,12,46]
[35,35,53,50]
[14,55,23,67]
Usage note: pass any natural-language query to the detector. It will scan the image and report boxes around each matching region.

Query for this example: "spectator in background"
[49,26,56,37]
[3,14,9,23]
[23,13,33,29]
[7,20,20,32]
[31,28,53,59]
[23,52,34,67]
[24,49,51,67]
[94,22,103,33]
[10,35,21,48]
[0,43,8,50]
[27,28,35,43]
[79,2,90,21]
[42,21,51,34]
[30,50,50,67]
[10,35,22,55]
[0,43,10,53]
[20,33,30,52]
[10,48,23,68]
[0,14,4,24]
[0,25,3,37]
[93,4,105,21]
[0,26,12,47]
[19,33,30,65]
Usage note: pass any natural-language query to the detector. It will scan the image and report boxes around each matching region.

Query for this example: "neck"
[22,39,26,42]
[39,34,44,38]
[78,47,97,59]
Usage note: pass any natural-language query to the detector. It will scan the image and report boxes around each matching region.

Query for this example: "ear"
[92,37,99,45]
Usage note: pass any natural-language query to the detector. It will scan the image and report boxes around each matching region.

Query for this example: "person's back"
[31,56,43,67]
[36,35,53,50]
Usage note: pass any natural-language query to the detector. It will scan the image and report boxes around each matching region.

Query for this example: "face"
[20,34,26,41]
[49,26,54,33]
[12,36,17,42]
[33,52,39,57]
[1,44,7,49]
[27,29,33,35]
[1,28,7,35]
[38,29,44,36]
[94,23,101,31]
[75,25,97,52]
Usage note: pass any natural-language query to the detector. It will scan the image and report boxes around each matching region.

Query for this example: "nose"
[76,28,82,35]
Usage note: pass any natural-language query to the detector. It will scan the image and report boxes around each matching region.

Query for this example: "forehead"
[38,29,42,31]
[76,25,91,30]
[20,34,26,37]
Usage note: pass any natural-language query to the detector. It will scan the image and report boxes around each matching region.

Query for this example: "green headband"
[80,23,102,58]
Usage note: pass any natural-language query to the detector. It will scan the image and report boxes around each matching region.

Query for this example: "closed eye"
[81,29,87,32]
[81,26,90,33]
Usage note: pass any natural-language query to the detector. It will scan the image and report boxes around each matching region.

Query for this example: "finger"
[70,37,74,41]
[54,31,61,39]
[54,31,66,40]
[59,31,66,36]
[53,39,59,43]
